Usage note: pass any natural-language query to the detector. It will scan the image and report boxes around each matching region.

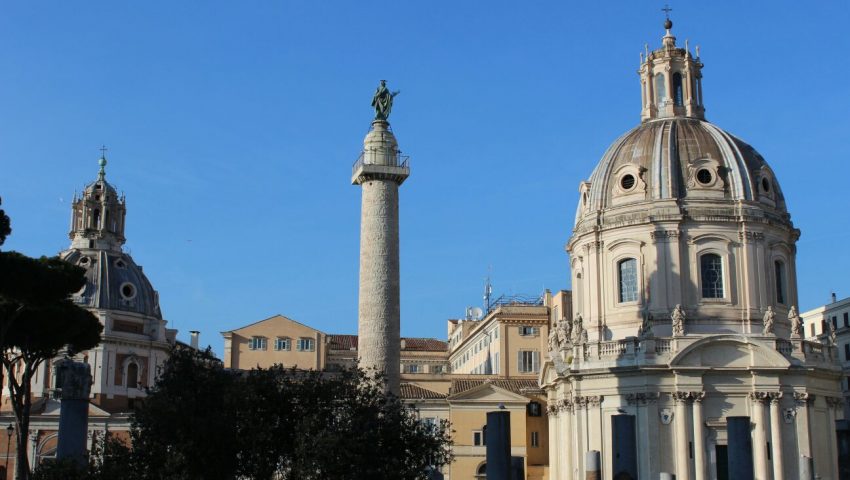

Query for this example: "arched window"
[475,463,486,479]
[700,254,724,298]
[618,258,639,303]
[672,73,684,106]
[775,260,787,304]
[654,74,666,106]
[127,362,139,389]
[92,208,100,229]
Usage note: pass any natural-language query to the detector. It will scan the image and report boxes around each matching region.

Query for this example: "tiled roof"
[328,334,358,350]
[327,335,448,352]
[401,337,448,351]
[450,378,540,396]
[400,383,447,400]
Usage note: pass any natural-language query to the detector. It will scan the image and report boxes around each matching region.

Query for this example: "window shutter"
[517,351,523,373]
[533,351,540,373]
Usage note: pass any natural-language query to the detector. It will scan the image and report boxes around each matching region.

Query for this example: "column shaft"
[752,397,769,480]
[357,179,401,393]
[693,398,706,480]
[676,398,691,480]
[769,397,784,480]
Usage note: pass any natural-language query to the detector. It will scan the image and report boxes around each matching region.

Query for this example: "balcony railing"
[352,149,410,176]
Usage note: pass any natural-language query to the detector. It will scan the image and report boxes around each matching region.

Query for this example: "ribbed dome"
[576,118,787,226]
[61,249,162,319]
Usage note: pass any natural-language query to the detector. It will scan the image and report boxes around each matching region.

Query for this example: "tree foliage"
[0,196,10,246]
[0,251,103,480]
[117,346,453,480]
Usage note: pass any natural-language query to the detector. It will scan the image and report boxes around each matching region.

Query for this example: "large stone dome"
[576,118,788,228]
[61,249,162,319]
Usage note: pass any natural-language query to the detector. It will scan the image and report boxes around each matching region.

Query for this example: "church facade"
[540,21,844,480]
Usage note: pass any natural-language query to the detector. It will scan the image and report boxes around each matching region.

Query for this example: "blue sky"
[2,1,849,356]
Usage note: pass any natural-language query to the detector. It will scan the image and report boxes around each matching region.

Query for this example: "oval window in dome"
[620,174,636,191]
[696,169,713,185]
[79,257,90,267]
[115,259,127,269]
[120,283,137,300]
[761,177,771,193]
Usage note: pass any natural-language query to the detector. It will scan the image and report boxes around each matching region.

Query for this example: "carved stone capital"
[793,392,814,406]
[587,395,603,407]
[768,392,783,405]
[627,392,661,406]
[672,391,692,404]
[650,230,682,241]
[559,399,574,413]
[546,404,559,416]
[692,391,706,403]
[738,231,765,243]
[825,396,843,409]
[748,391,770,403]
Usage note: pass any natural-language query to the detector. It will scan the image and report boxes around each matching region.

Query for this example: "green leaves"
[125,347,453,480]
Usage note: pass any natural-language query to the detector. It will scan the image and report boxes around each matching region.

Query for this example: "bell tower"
[639,18,705,122]
[69,150,127,252]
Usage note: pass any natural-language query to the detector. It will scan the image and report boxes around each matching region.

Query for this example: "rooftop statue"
[371,80,400,121]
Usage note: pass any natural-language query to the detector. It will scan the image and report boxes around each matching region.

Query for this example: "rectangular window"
[618,258,639,302]
[519,326,539,336]
[274,337,290,351]
[407,364,420,373]
[431,365,444,374]
[531,431,539,448]
[833,317,838,330]
[774,261,786,304]
[701,254,725,298]
[801,324,806,338]
[844,312,849,327]
[473,431,483,446]
[517,350,540,373]
[297,338,315,352]
[249,336,267,351]
[845,344,850,361]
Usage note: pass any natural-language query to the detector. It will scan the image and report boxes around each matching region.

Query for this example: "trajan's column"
[352,80,409,394]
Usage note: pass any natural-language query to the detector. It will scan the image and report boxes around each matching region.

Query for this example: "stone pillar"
[353,118,408,395]
[727,416,754,480]
[768,393,784,480]
[826,397,842,480]
[749,392,769,480]
[692,392,706,480]
[794,393,813,462]
[548,404,559,479]
[485,411,511,480]
[835,419,849,480]
[562,400,574,479]
[57,360,92,466]
[674,392,691,480]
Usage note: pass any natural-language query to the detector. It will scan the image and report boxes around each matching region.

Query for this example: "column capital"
[627,392,661,406]
[673,391,692,403]
[748,391,770,403]
[793,392,814,406]
[825,396,843,409]
[559,398,574,413]
[768,392,783,405]
[547,404,559,417]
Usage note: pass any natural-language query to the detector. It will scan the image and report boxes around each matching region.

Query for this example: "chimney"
[400,339,406,350]
[189,331,200,350]
[832,292,837,304]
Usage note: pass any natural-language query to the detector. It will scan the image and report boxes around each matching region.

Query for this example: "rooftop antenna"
[484,269,493,312]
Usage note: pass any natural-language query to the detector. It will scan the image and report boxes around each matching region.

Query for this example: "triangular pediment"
[448,382,529,404]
